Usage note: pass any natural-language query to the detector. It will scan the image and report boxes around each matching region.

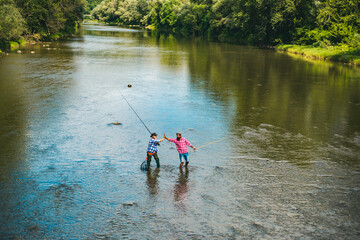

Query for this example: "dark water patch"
[249,221,270,236]
[45,166,56,171]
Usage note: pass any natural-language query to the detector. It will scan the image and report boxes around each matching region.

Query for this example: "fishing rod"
[119,88,227,150]
[119,91,152,135]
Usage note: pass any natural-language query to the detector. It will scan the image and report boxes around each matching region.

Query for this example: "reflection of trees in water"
[174,167,189,203]
[146,168,160,196]
[0,60,28,172]
[187,42,360,139]
[186,42,360,165]
[0,47,77,173]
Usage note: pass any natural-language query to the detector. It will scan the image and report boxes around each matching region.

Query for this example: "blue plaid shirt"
[147,138,159,154]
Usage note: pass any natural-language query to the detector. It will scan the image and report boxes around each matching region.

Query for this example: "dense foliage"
[91,0,360,47]
[85,0,103,14]
[0,0,358,48]
[0,0,86,42]
[0,0,26,41]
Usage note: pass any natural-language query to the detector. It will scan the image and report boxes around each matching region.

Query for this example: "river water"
[0,23,359,239]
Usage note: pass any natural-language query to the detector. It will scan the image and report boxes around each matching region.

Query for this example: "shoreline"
[83,21,360,67]
[3,21,359,68]
[0,24,81,52]
[276,45,360,66]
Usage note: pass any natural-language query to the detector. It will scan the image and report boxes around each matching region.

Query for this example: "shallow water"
[0,23,359,239]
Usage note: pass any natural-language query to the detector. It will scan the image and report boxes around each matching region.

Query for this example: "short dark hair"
[151,133,157,137]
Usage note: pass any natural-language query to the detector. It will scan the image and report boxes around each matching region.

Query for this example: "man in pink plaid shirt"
[165,132,196,168]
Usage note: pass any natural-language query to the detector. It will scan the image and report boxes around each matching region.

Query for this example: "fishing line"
[191,137,228,151]
[119,90,152,135]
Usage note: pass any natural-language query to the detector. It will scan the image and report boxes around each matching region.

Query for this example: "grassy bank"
[0,39,26,51]
[276,45,360,66]
[0,32,73,51]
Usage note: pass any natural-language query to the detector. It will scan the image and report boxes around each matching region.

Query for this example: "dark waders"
[147,152,160,168]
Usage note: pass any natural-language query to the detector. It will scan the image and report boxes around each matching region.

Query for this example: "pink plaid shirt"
[168,138,193,154]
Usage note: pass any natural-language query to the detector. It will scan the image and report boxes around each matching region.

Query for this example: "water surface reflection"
[174,167,189,203]
[146,168,160,196]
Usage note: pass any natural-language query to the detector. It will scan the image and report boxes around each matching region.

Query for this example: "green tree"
[62,0,86,34]
[0,0,25,41]
[143,0,182,29]
[116,0,150,25]
[176,2,210,36]
[91,0,121,23]
[89,0,360,48]
[85,0,103,14]
[270,0,316,44]
[316,0,360,47]
[15,0,85,35]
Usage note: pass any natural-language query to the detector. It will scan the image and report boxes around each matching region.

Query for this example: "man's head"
[151,133,157,139]
[176,132,181,140]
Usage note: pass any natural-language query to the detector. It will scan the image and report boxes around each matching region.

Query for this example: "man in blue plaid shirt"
[147,133,165,168]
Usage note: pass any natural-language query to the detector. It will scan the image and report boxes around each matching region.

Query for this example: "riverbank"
[276,45,360,66]
[0,39,26,51]
[0,33,74,52]
[82,20,360,66]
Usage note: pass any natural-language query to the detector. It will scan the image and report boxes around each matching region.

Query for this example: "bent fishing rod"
[119,88,227,149]
[119,91,152,135]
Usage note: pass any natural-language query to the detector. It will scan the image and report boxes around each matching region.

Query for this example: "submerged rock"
[122,202,137,207]
[28,225,40,232]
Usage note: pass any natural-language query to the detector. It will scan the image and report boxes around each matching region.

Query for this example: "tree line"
[0,0,358,48]
[0,0,85,42]
[91,0,359,48]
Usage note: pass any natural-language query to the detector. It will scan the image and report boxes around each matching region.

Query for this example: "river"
[0,23,359,239]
